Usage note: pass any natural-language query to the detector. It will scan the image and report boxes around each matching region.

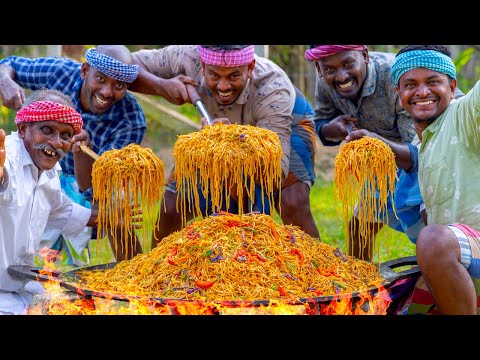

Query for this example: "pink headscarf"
[15,101,83,135]
[197,45,255,67]
[304,45,367,62]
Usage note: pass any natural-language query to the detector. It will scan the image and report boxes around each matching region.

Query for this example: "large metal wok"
[8,256,420,314]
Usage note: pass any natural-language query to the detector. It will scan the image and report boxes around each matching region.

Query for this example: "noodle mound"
[74,212,384,301]
[173,123,283,225]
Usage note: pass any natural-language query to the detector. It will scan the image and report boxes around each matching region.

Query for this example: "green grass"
[308,180,416,263]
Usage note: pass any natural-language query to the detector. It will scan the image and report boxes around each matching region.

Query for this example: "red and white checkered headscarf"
[15,101,83,135]
[197,45,255,67]
[304,45,367,62]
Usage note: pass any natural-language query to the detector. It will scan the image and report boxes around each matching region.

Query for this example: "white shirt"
[0,132,91,313]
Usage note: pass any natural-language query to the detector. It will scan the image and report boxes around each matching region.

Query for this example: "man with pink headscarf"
[305,45,429,261]
[131,45,319,247]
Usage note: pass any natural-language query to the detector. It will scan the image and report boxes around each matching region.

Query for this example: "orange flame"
[28,283,392,315]
[28,249,392,315]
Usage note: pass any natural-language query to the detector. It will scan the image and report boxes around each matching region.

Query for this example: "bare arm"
[86,207,98,227]
[129,54,197,105]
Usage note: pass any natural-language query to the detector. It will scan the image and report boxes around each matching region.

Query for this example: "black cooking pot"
[8,256,420,314]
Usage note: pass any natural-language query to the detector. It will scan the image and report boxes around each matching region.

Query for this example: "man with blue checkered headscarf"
[0,45,146,266]
[392,45,480,315]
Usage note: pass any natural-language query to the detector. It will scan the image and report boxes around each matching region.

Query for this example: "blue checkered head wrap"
[390,49,457,85]
[85,48,139,84]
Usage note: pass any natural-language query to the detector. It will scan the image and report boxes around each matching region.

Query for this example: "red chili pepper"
[176,255,190,263]
[269,223,278,242]
[277,285,290,297]
[226,220,241,227]
[317,267,335,276]
[167,258,176,266]
[170,245,179,256]
[195,280,214,289]
[290,248,304,265]
[233,249,250,261]
[185,229,200,240]
[275,254,285,267]
[250,253,266,263]
[310,289,323,296]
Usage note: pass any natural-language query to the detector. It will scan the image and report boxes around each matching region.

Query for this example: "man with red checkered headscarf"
[0,89,99,314]
[131,45,319,248]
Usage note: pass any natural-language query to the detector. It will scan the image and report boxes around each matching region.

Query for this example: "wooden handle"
[186,83,201,104]
[79,144,100,160]
[186,84,213,125]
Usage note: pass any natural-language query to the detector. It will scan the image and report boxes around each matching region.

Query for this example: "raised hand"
[322,114,360,142]
[70,129,92,154]
[0,79,25,110]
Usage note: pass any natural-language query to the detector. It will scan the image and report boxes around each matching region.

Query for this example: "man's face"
[18,120,74,171]
[317,50,368,101]
[80,64,129,114]
[202,61,254,106]
[396,68,456,124]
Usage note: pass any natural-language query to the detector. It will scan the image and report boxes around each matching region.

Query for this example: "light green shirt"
[419,80,480,226]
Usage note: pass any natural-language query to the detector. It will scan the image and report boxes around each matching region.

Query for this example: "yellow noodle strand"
[173,124,283,226]
[334,137,398,260]
[91,143,165,257]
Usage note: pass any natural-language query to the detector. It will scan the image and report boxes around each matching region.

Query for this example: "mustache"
[33,143,66,158]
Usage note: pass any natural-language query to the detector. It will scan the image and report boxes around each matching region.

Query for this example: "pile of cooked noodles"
[73,212,384,301]
[334,136,398,256]
[173,123,283,226]
[92,143,165,253]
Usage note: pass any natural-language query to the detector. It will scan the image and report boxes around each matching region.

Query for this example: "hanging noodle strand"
[91,143,165,257]
[334,137,398,260]
[173,124,283,225]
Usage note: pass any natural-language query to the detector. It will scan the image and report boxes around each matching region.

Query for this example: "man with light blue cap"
[392,45,480,315]
[0,45,146,265]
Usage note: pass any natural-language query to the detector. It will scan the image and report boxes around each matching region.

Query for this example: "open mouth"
[216,90,234,104]
[414,100,434,106]
[42,148,58,157]
[338,80,354,89]
[94,94,110,107]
